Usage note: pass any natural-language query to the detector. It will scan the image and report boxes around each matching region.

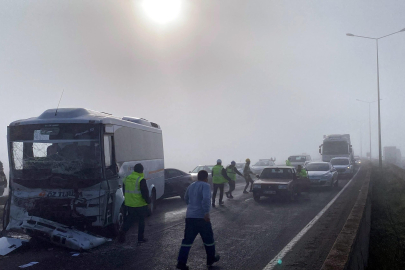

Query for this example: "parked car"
[306,162,338,188]
[330,157,354,178]
[252,166,310,202]
[162,169,193,200]
[251,159,276,175]
[189,165,214,187]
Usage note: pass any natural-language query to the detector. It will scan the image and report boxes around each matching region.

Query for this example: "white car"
[251,159,276,175]
[330,157,354,178]
[306,162,338,188]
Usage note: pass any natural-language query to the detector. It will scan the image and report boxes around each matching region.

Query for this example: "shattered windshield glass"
[10,124,102,181]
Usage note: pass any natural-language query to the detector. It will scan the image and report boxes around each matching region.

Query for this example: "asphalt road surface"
[0,168,365,270]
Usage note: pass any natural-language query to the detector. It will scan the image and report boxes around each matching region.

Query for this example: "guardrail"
[390,163,405,181]
[321,168,371,270]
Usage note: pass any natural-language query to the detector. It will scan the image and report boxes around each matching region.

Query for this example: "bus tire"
[110,204,125,237]
[2,199,9,235]
[148,190,156,216]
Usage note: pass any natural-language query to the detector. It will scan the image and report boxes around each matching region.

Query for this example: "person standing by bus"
[118,163,150,244]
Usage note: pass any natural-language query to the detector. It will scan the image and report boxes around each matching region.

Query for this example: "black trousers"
[212,183,225,204]
[177,218,216,265]
[122,205,148,241]
[228,180,235,194]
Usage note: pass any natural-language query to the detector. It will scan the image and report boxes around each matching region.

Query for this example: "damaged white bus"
[3,108,164,249]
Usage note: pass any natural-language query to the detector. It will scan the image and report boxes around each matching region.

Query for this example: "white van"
[287,155,312,169]
[3,108,164,245]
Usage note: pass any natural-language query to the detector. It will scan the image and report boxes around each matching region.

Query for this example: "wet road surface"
[0,169,365,270]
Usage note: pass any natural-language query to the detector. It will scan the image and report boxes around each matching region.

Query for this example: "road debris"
[21,216,110,250]
[0,237,28,256]
[18,262,39,268]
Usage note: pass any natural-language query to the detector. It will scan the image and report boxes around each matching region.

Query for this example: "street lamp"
[356,99,379,161]
[347,28,405,168]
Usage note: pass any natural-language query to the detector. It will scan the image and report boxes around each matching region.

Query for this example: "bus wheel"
[148,190,156,216]
[110,205,125,237]
[2,200,9,235]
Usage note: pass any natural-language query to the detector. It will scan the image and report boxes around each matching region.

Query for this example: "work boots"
[207,254,221,266]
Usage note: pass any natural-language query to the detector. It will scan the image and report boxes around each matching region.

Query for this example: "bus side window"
[104,135,117,177]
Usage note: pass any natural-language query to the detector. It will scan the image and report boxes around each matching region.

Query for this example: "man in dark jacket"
[118,163,150,244]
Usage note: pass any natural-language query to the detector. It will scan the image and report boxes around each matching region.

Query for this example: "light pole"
[347,28,405,168]
[356,99,378,160]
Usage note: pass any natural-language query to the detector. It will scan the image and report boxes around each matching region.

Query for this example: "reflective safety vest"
[212,165,226,184]
[297,169,308,178]
[226,166,236,181]
[286,160,292,166]
[123,172,148,208]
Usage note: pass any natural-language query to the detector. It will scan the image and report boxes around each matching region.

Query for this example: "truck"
[3,108,165,249]
[384,146,401,165]
[319,134,353,162]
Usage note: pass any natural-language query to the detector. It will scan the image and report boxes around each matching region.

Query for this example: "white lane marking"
[262,168,361,270]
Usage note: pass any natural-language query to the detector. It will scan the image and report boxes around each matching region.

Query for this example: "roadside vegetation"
[368,165,405,270]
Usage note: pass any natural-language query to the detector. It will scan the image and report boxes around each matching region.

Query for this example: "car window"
[261,168,293,179]
[331,159,350,165]
[306,163,330,171]
[191,166,203,173]
[166,169,181,178]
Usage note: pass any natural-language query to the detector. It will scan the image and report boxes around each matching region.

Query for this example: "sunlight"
[142,0,182,24]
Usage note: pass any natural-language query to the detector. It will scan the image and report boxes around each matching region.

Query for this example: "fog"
[1,0,405,176]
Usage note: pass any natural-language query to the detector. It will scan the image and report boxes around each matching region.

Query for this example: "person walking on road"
[225,161,244,199]
[243,158,255,194]
[212,159,232,207]
[118,163,150,244]
[176,170,220,270]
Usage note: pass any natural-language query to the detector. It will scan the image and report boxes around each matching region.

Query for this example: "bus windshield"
[323,141,349,155]
[9,124,102,184]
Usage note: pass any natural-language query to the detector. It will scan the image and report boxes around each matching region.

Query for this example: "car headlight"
[347,166,350,169]
[278,185,287,189]
[253,184,261,189]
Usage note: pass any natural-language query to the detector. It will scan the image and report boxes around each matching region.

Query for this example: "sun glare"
[142,0,182,24]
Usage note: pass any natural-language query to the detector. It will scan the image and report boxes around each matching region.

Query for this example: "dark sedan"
[162,168,193,200]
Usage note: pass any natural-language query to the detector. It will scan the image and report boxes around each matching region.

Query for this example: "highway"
[0,167,366,270]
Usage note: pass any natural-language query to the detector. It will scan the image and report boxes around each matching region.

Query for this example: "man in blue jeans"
[176,170,220,270]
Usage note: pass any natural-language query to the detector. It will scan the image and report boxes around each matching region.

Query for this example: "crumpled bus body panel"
[7,183,110,231]
[21,216,108,250]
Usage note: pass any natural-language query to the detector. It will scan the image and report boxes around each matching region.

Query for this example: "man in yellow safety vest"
[118,163,150,244]
[225,161,244,199]
[211,159,232,207]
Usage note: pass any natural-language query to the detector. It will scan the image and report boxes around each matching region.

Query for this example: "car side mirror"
[256,174,260,179]
[189,171,191,173]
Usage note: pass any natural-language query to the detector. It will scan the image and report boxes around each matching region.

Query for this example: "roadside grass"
[368,165,405,270]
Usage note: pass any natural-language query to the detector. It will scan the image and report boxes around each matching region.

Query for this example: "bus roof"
[9,108,161,131]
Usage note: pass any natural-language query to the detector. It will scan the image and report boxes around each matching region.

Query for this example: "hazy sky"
[1,0,405,174]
